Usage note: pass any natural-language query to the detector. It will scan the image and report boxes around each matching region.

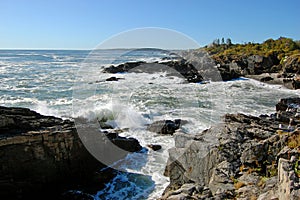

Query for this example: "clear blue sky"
[1,0,299,49]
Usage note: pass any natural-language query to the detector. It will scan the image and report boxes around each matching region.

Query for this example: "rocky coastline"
[2,99,299,199]
[159,98,300,200]
[1,38,300,199]
[102,48,300,89]
[0,106,142,199]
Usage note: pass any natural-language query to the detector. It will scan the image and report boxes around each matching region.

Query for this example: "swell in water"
[1,49,300,199]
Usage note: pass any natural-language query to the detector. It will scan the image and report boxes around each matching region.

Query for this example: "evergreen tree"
[213,38,220,46]
[226,38,232,46]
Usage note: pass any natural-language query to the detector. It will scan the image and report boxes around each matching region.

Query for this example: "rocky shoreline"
[1,100,300,200]
[159,98,300,200]
[0,106,142,199]
[102,48,300,89]
[1,46,300,199]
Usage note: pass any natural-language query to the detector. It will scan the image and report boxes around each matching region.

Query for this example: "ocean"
[1,49,299,199]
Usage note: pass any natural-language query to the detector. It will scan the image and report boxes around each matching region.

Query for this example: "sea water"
[1,49,299,199]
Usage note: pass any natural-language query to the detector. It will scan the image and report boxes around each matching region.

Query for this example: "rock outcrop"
[160,98,300,200]
[147,119,182,135]
[103,59,204,83]
[0,106,142,199]
[213,53,300,89]
[102,49,300,89]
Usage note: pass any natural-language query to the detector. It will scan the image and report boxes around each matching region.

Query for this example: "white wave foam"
[95,171,155,200]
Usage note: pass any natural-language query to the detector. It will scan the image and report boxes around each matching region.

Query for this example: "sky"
[0,0,299,49]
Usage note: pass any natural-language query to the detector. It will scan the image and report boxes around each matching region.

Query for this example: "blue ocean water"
[1,49,300,199]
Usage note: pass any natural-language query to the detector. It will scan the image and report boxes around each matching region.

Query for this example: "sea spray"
[1,50,300,199]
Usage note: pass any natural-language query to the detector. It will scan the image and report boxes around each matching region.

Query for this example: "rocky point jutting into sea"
[0,106,142,199]
[160,97,300,200]
[1,99,300,199]
[1,37,300,199]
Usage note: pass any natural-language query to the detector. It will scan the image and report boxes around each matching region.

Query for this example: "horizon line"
[0,47,199,51]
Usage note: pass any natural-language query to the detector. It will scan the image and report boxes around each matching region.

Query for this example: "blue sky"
[0,0,299,49]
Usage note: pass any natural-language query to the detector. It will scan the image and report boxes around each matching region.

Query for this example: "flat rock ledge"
[0,106,142,199]
[160,98,300,200]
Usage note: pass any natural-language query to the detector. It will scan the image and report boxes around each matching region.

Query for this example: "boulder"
[217,63,242,81]
[283,55,300,74]
[245,55,279,75]
[147,119,182,135]
[105,76,124,81]
[147,144,162,151]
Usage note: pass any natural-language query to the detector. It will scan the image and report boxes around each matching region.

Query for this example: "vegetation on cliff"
[204,37,300,64]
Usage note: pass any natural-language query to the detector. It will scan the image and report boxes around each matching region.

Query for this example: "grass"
[230,176,246,190]
[257,177,268,188]
[234,181,246,190]
[287,131,300,148]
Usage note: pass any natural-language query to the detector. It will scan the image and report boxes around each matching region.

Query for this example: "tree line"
[212,38,232,46]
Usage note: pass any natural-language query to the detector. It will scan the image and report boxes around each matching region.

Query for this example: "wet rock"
[217,64,241,81]
[105,76,124,81]
[147,119,182,135]
[260,76,274,82]
[292,78,300,89]
[111,136,142,152]
[103,60,204,83]
[276,97,300,112]
[99,121,114,129]
[147,144,162,151]
[103,61,146,73]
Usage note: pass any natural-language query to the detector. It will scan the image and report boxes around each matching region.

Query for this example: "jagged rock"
[283,55,300,74]
[103,61,146,73]
[147,119,182,135]
[161,98,300,199]
[0,106,64,136]
[208,161,235,196]
[159,60,204,83]
[103,60,204,83]
[278,157,300,200]
[111,136,142,152]
[246,55,279,75]
[0,106,142,199]
[276,97,300,112]
[103,50,300,89]
[217,64,241,81]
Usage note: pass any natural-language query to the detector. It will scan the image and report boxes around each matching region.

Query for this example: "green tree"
[226,38,232,46]
[213,38,220,46]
